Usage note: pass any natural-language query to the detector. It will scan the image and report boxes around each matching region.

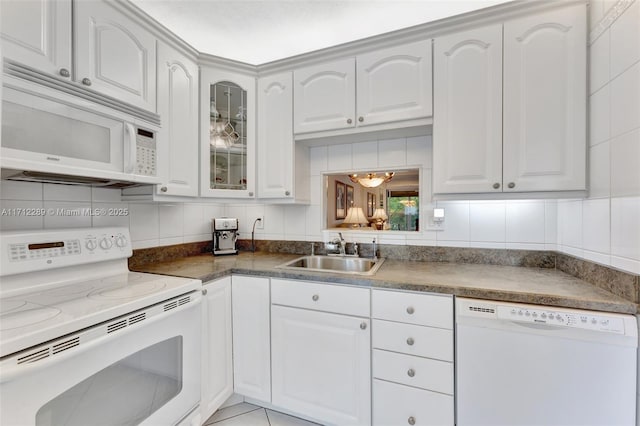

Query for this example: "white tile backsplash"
[378,138,406,167]
[352,141,378,170]
[610,128,640,197]
[609,0,639,79]
[326,144,352,172]
[435,201,470,242]
[406,135,432,167]
[558,200,583,249]
[589,85,610,146]
[0,181,42,200]
[183,203,206,236]
[43,184,91,202]
[610,61,640,138]
[469,202,506,243]
[590,29,610,94]
[582,198,610,254]
[589,141,611,198]
[0,200,44,230]
[129,203,159,242]
[43,201,92,229]
[505,201,546,244]
[158,204,184,239]
[611,196,640,261]
[309,146,328,176]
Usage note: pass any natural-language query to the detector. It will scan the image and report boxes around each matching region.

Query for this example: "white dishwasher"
[456,297,638,426]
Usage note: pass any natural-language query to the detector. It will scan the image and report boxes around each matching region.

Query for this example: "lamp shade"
[344,207,368,226]
[371,208,388,221]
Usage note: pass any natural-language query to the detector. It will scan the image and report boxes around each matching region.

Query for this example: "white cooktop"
[0,227,201,358]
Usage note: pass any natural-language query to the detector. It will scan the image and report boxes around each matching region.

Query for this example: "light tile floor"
[204,402,322,426]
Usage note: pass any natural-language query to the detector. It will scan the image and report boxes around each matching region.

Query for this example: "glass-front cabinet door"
[200,67,255,198]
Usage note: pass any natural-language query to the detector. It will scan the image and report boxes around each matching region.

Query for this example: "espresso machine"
[212,218,239,255]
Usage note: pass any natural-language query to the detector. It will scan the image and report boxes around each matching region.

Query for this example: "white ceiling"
[132,0,514,65]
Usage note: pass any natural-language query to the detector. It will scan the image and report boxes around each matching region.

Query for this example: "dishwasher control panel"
[497,306,626,334]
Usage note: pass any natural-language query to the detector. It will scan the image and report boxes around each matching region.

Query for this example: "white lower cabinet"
[232,276,271,402]
[271,279,371,425]
[201,277,233,421]
[372,289,454,426]
[373,379,454,426]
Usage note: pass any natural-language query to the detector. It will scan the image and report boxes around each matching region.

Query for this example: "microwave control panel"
[136,128,156,177]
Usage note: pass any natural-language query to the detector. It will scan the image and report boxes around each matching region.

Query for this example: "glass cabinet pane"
[209,81,247,190]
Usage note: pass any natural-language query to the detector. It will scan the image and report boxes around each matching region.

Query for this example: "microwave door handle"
[124,123,136,174]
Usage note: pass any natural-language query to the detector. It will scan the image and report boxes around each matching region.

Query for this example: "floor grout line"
[208,406,263,425]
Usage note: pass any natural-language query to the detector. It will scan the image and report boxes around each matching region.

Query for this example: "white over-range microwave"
[1,62,162,187]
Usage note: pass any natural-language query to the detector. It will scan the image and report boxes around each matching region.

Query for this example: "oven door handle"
[0,298,200,383]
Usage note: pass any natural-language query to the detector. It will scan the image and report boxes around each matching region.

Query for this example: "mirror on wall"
[324,169,420,231]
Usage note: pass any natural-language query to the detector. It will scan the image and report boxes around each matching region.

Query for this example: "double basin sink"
[276,255,385,276]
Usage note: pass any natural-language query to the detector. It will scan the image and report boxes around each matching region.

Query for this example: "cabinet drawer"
[372,290,452,329]
[372,320,453,362]
[271,279,370,317]
[373,379,454,426]
[373,349,453,395]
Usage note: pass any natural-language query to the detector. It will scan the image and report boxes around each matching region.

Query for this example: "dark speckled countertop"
[131,252,638,314]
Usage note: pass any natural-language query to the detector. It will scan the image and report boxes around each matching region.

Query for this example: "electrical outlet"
[255,216,264,229]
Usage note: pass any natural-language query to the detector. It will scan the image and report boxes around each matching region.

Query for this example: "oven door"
[0,292,201,426]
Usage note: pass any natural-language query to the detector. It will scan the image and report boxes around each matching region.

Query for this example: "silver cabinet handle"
[408,417,416,425]
[160,186,168,193]
[407,368,415,377]
[82,78,92,86]
[312,294,319,301]
[493,182,500,189]
[406,337,414,346]
[360,322,367,330]
[347,118,353,124]
[202,289,208,295]
[358,116,364,122]
[508,182,515,189]
[59,68,70,77]
[248,192,254,197]
[406,306,415,314]
[285,190,291,196]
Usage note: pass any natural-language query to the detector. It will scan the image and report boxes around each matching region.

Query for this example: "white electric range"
[0,227,203,426]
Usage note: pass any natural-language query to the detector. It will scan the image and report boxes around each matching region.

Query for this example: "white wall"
[557,0,640,274]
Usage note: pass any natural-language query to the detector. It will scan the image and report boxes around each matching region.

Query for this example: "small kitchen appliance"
[212,217,239,255]
[0,227,202,426]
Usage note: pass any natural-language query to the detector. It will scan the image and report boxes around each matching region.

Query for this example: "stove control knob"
[115,235,128,248]
[99,237,113,250]
[85,239,97,251]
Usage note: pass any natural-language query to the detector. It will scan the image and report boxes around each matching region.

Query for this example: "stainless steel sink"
[276,255,385,276]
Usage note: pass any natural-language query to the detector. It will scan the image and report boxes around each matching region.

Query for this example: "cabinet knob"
[408,416,416,425]
[406,306,415,315]
[248,192,254,197]
[82,78,92,86]
[358,116,364,122]
[360,322,367,330]
[406,337,415,346]
[312,294,319,301]
[508,182,515,189]
[202,289,208,295]
[160,186,168,192]
[347,118,353,124]
[493,182,500,189]
[285,190,291,196]
[59,68,70,78]
[407,368,415,377]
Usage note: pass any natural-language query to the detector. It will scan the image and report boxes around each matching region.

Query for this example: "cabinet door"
[271,305,371,425]
[433,25,503,194]
[201,278,233,421]
[156,43,199,197]
[74,0,157,111]
[503,5,586,192]
[293,58,356,134]
[357,40,432,126]
[200,68,256,198]
[0,0,72,78]
[257,72,294,199]
[232,276,271,402]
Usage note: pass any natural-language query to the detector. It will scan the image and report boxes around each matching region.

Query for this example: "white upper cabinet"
[503,5,586,192]
[294,41,433,135]
[74,0,157,111]
[0,0,72,78]
[293,58,356,134]
[357,40,433,126]
[200,67,256,199]
[156,43,199,197]
[433,4,586,195]
[433,24,503,194]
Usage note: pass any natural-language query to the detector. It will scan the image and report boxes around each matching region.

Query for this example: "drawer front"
[372,320,453,362]
[271,279,370,317]
[372,290,453,329]
[373,349,453,395]
[373,379,454,426]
